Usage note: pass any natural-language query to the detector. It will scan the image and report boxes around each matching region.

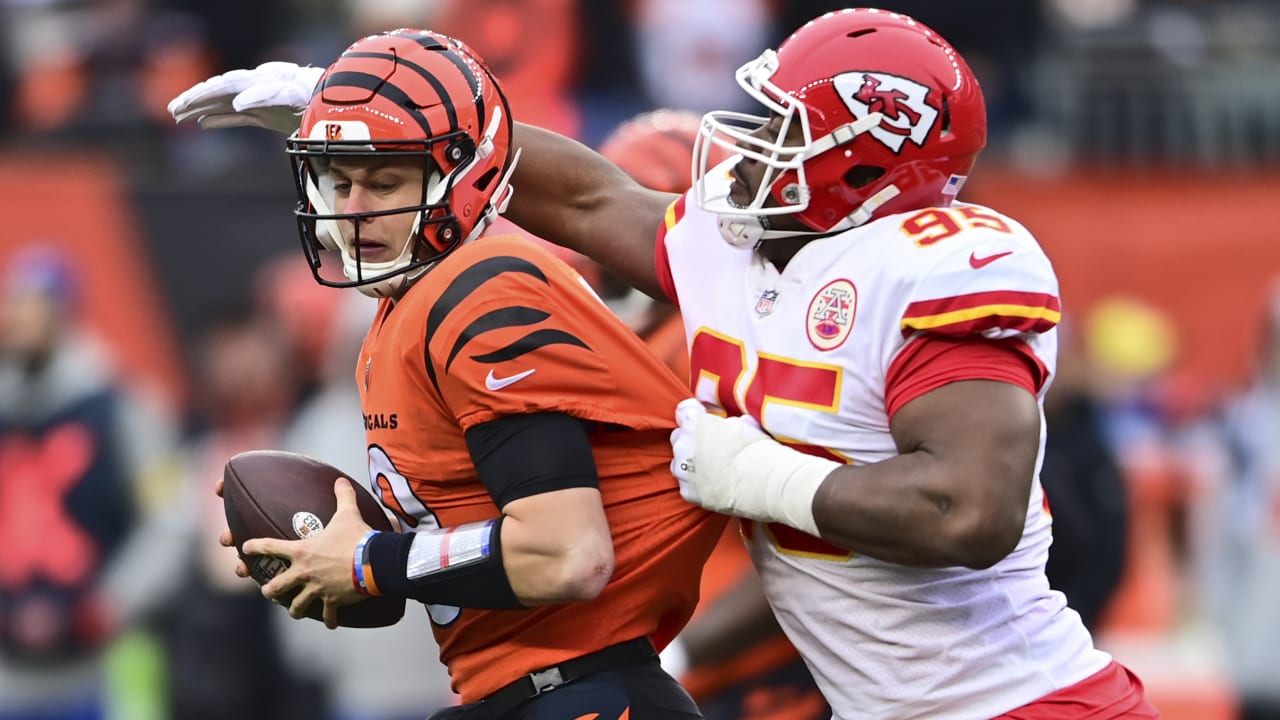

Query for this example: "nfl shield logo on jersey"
[755,289,779,316]
[806,279,858,351]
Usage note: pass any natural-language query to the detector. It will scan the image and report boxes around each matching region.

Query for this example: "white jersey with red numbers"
[654,169,1112,720]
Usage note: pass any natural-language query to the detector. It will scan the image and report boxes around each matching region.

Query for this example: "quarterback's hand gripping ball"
[222,450,405,628]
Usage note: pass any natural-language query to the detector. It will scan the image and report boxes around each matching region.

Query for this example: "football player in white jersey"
[166,8,1160,720]
[500,11,1161,719]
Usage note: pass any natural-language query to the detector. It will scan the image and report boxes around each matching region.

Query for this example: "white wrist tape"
[728,440,836,537]
[406,519,496,580]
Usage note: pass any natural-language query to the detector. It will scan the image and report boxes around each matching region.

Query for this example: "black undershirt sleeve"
[363,414,600,608]
[464,412,601,510]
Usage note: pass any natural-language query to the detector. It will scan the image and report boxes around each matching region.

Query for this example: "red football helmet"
[287,29,516,297]
[693,8,987,247]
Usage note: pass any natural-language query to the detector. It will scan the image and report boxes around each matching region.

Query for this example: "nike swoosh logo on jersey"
[485,368,537,391]
[969,250,1013,269]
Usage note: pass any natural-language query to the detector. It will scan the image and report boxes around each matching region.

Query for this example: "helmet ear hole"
[844,165,885,189]
[472,167,499,192]
[433,220,461,250]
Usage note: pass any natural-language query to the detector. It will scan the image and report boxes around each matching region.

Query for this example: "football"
[222,449,406,628]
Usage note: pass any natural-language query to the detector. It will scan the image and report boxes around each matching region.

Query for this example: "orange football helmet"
[287,29,516,298]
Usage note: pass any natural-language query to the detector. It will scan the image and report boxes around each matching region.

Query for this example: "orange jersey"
[355,235,725,702]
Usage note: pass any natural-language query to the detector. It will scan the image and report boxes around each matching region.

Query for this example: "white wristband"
[729,440,837,537]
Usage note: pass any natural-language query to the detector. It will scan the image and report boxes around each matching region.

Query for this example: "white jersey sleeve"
[884,204,1062,398]
[898,219,1061,341]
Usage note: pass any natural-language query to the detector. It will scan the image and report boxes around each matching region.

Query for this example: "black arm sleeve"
[364,516,526,608]
[363,414,601,608]
[464,412,601,510]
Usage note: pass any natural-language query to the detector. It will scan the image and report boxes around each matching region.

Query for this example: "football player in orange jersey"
[167,13,1156,719]
[172,30,724,720]
[596,109,829,720]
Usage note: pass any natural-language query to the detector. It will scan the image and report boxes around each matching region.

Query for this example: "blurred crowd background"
[0,0,1278,719]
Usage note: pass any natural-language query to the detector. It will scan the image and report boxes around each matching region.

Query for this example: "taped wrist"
[729,440,838,537]
[363,516,526,609]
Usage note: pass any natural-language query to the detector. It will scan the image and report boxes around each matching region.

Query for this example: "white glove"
[671,398,836,536]
[167,61,325,134]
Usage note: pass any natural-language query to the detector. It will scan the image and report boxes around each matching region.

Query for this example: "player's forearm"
[361,521,526,608]
[500,511,614,605]
[508,123,625,245]
[676,402,1029,568]
[812,455,1024,568]
[361,513,614,608]
[508,122,672,299]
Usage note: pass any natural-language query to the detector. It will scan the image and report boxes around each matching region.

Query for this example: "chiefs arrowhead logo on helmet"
[835,72,939,153]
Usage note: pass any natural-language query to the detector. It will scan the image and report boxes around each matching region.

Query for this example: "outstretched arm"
[507,123,676,301]
[170,66,676,301]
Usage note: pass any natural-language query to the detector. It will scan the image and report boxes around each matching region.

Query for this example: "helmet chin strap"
[716,213,807,248]
[717,216,768,248]
[715,112,888,249]
[470,148,521,241]
[718,182,902,248]
[838,183,903,229]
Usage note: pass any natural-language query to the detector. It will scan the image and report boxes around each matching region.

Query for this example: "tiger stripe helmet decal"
[287,29,516,298]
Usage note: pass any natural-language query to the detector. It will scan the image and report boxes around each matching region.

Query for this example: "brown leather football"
[222,449,405,628]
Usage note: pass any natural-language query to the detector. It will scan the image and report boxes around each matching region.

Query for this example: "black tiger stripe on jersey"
[470,329,591,365]
[446,306,550,371]
[424,255,549,391]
